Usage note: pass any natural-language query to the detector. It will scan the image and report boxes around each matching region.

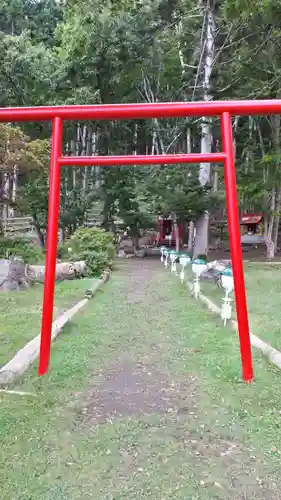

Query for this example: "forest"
[0,0,280,258]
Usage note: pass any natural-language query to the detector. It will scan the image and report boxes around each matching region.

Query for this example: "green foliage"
[13,134,94,243]
[100,165,155,247]
[0,123,27,171]
[0,237,43,263]
[20,180,49,228]
[60,189,95,236]
[62,227,115,276]
[1,0,281,257]
[196,254,208,262]
[146,165,219,223]
[0,31,58,107]
[0,0,63,43]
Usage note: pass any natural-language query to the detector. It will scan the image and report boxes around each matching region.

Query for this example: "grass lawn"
[186,262,281,352]
[1,260,281,499]
[0,278,94,367]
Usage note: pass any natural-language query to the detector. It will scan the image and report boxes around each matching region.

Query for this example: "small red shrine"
[156,216,183,247]
[240,213,264,244]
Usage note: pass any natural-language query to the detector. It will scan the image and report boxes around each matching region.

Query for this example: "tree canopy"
[1,0,281,257]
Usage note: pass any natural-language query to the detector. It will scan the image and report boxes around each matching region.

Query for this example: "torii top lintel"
[0,99,281,122]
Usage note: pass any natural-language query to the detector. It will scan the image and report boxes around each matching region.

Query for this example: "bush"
[0,237,44,263]
[196,254,208,262]
[61,227,115,276]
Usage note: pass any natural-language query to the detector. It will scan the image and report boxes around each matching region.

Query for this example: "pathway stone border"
[0,271,110,386]
[185,279,281,373]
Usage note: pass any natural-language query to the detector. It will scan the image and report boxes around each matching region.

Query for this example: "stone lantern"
[191,257,208,298]
[220,267,234,325]
[160,246,166,263]
[169,250,179,273]
[179,253,191,283]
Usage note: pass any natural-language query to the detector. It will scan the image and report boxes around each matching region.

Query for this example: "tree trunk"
[70,139,76,188]
[83,125,92,193]
[171,212,180,252]
[193,213,209,257]
[213,168,218,192]
[186,127,191,154]
[174,223,180,252]
[273,190,281,251]
[266,112,281,258]
[32,215,45,249]
[2,172,9,231]
[131,233,140,251]
[273,214,280,252]
[0,259,29,291]
[266,238,275,260]
[233,116,239,158]
[26,261,86,283]
[245,116,254,174]
[194,4,215,258]
[188,221,195,253]
[9,166,17,217]
[265,188,276,259]
[92,132,101,189]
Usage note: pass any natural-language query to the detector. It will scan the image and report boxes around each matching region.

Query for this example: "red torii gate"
[2,100,278,383]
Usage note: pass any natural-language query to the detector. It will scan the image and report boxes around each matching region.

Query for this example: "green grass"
[188,263,281,351]
[0,278,94,366]
[1,262,281,499]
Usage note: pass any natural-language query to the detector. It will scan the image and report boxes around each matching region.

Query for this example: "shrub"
[196,254,208,262]
[61,227,115,276]
[0,237,44,263]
